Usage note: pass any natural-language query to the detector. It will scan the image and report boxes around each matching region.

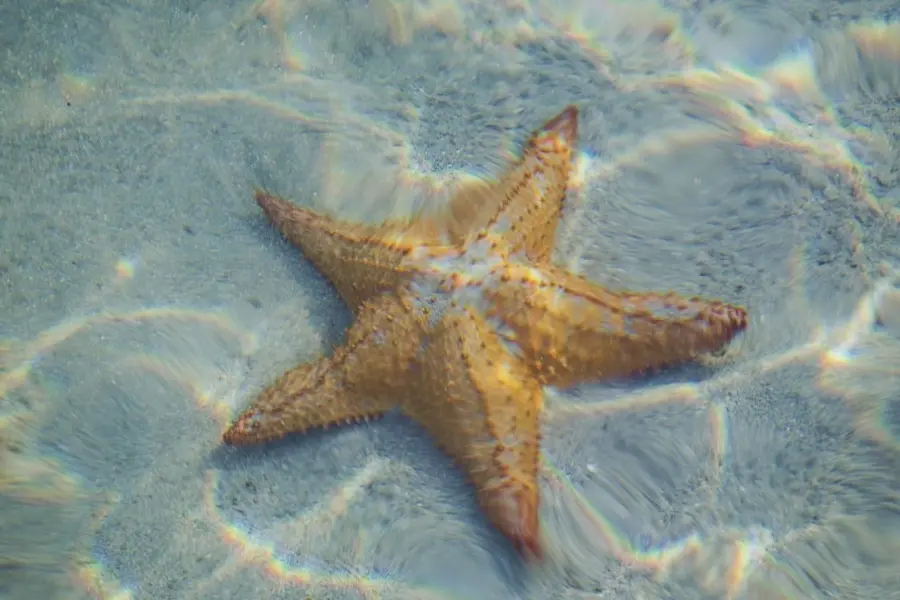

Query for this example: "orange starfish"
[223,106,747,558]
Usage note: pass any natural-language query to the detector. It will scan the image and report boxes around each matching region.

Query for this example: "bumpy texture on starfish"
[223,105,748,558]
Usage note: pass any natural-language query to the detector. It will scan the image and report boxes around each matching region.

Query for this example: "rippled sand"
[2,1,899,598]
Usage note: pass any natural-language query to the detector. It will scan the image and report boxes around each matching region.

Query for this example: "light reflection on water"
[1,1,899,599]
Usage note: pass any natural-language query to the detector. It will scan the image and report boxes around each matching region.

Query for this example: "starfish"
[223,105,747,558]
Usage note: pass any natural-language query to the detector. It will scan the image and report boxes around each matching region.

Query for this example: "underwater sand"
[1,1,900,598]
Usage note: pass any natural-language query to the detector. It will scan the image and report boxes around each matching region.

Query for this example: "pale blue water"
[2,1,900,599]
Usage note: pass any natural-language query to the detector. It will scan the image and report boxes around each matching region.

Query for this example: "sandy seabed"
[1,1,900,599]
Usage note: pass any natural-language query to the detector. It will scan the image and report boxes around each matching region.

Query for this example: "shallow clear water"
[2,1,899,598]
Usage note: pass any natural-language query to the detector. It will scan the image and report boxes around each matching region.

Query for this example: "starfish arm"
[441,106,578,262]
[223,293,425,445]
[486,265,748,388]
[254,190,442,312]
[402,306,543,558]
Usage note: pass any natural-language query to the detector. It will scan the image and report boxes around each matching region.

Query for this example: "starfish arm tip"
[254,189,290,218]
[540,104,579,145]
[710,301,749,342]
[479,481,543,560]
[221,412,271,446]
